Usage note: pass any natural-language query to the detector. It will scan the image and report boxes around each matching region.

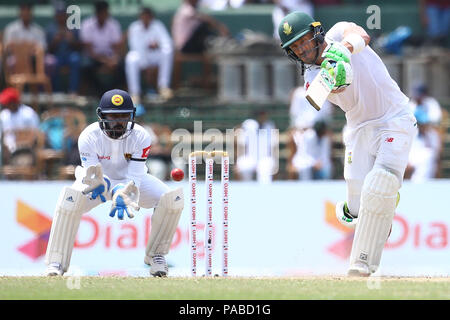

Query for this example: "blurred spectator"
[419,0,450,47]
[377,26,412,55]
[288,87,334,180]
[38,107,86,179]
[125,7,174,105]
[312,0,342,4]
[80,0,124,95]
[289,86,333,128]
[272,0,314,39]
[406,108,442,182]
[39,107,86,164]
[287,119,332,180]
[3,2,46,50]
[172,0,230,54]
[200,0,228,10]
[199,0,246,10]
[235,111,277,184]
[46,2,82,95]
[409,84,442,127]
[0,87,40,157]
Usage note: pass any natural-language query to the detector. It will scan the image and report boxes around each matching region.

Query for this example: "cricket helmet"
[96,89,136,139]
[278,12,325,73]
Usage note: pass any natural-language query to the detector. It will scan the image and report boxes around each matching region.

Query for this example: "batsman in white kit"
[278,12,418,276]
[45,89,184,277]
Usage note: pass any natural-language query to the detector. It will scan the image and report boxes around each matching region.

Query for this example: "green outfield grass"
[0,276,449,300]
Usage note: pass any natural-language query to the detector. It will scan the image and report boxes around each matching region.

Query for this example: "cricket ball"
[171,168,184,181]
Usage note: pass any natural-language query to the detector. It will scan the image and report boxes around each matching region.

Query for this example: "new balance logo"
[66,196,74,202]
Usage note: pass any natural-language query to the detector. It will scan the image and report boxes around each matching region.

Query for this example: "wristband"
[343,33,366,54]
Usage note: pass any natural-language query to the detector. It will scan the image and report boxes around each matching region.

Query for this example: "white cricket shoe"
[148,255,168,277]
[45,263,64,276]
[348,262,371,277]
[335,201,357,228]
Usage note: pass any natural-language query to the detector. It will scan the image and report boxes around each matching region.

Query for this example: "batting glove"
[322,41,351,63]
[321,58,353,89]
[109,181,140,220]
[82,164,111,202]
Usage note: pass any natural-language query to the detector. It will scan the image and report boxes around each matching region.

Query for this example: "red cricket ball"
[171,168,184,181]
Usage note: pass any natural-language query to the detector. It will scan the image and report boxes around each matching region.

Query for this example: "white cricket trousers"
[343,109,418,216]
[125,50,173,95]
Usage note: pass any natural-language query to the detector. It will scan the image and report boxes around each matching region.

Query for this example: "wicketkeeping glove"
[82,163,111,202]
[109,181,140,220]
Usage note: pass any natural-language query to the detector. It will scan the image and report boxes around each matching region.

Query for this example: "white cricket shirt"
[3,20,47,50]
[78,122,152,188]
[0,104,40,132]
[128,19,173,55]
[304,22,410,129]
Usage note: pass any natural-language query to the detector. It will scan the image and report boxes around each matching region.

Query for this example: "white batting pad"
[74,165,86,181]
[45,186,87,272]
[145,188,184,260]
[349,168,400,274]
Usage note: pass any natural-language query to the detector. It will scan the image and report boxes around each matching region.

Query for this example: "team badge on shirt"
[123,147,151,162]
[111,94,124,106]
[141,146,151,158]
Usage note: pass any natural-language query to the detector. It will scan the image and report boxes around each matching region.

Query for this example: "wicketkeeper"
[278,12,418,276]
[45,89,184,277]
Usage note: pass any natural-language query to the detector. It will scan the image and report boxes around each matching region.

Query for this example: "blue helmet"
[96,89,136,139]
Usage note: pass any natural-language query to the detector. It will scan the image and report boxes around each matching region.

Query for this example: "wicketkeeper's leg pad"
[45,186,87,272]
[145,188,184,261]
[349,168,400,273]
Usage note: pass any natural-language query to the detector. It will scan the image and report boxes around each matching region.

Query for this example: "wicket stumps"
[189,151,229,277]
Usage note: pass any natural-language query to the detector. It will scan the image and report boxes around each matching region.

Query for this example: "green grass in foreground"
[0,276,449,300]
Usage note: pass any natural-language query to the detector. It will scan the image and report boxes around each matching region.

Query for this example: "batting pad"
[349,168,400,273]
[145,188,184,260]
[45,186,87,272]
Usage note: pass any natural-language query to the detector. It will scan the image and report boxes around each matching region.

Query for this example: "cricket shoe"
[147,255,168,277]
[45,263,64,276]
[159,87,174,101]
[347,262,371,277]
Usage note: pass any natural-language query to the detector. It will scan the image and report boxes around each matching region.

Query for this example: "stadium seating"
[3,42,52,108]
[0,0,448,180]
[1,128,46,180]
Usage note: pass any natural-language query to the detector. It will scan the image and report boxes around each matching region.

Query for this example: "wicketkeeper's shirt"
[78,122,152,188]
[304,21,410,129]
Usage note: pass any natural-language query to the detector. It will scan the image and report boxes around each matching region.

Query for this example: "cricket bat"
[305,67,336,111]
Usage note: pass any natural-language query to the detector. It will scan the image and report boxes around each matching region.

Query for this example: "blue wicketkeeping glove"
[109,181,140,220]
[82,164,111,202]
